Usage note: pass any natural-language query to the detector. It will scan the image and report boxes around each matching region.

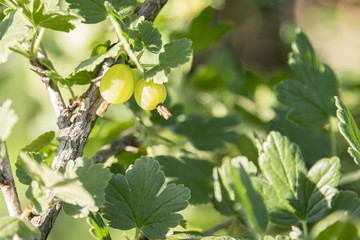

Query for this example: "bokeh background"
[1,0,360,239]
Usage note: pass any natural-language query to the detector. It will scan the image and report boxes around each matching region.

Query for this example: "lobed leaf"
[160,39,193,69]
[174,114,240,151]
[132,20,162,53]
[102,156,190,239]
[87,212,112,240]
[276,31,339,129]
[0,100,18,142]
[0,9,28,63]
[16,153,43,185]
[0,216,40,240]
[63,157,112,218]
[335,96,360,165]
[259,131,341,225]
[331,191,360,218]
[66,0,137,23]
[157,155,214,204]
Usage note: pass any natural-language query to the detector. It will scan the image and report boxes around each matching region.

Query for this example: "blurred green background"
[1,0,360,239]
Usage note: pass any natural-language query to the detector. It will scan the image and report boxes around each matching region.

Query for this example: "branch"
[29,1,169,239]
[0,142,22,217]
[92,128,140,164]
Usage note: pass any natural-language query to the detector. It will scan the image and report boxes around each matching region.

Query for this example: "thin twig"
[202,219,233,236]
[0,142,22,217]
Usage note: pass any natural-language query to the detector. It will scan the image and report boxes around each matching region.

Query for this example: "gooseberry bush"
[1,0,360,240]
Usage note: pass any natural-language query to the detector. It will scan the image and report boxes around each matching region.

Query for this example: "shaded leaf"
[157,155,214,204]
[22,131,55,152]
[66,0,137,23]
[0,100,18,141]
[335,96,360,165]
[331,191,360,218]
[230,163,268,234]
[132,20,162,53]
[87,212,112,240]
[174,114,240,151]
[276,31,338,129]
[0,9,28,63]
[0,216,40,240]
[102,156,190,239]
[16,152,43,185]
[144,65,168,84]
[63,157,112,218]
[18,152,96,211]
[212,168,236,216]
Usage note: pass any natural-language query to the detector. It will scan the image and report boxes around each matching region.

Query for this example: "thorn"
[156,104,172,120]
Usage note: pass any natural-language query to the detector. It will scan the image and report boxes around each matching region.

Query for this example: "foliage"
[1,0,360,240]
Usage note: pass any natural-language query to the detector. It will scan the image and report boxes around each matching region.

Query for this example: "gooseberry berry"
[99,64,135,104]
[134,79,167,110]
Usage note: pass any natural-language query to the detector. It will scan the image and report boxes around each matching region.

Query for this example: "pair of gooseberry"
[99,64,167,111]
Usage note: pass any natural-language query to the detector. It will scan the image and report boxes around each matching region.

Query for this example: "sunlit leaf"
[331,191,360,218]
[0,216,40,240]
[132,20,162,53]
[160,39,192,69]
[0,100,18,141]
[87,212,112,240]
[22,131,55,152]
[25,180,48,214]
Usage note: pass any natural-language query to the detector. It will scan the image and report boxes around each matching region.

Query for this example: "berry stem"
[156,104,172,120]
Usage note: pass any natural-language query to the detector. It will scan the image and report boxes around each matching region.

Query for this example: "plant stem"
[109,11,144,73]
[9,47,30,58]
[67,85,76,100]
[339,169,360,186]
[33,28,46,56]
[329,117,337,157]
[301,221,308,239]
[203,218,233,235]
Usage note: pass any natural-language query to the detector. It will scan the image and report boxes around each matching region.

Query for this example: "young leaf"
[66,0,137,23]
[0,9,28,63]
[0,100,18,141]
[16,0,80,32]
[310,211,360,240]
[174,114,240,151]
[63,157,112,218]
[0,216,41,240]
[18,152,97,211]
[74,42,122,73]
[156,155,214,204]
[131,20,162,53]
[22,131,55,152]
[259,131,341,225]
[87,212,112,240]
[25,180,48,214]
[276,31,339,129]
[335,96,360,165]
[159,39,193,69]
[102,156,190,239]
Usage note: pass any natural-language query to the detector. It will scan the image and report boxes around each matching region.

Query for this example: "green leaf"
[16,153,43,185]
[0,9,28,63]
[22,131,55,152]
[331,191,360,218]
[66,0,137,24]
[87,212,112,240]
[159,39,193,69]
[174,114,240,151]
[102,156,190,239]
[177,6,232,53]
[156,155,214,204]
[16,0,80,32]
[276,31,339,129]
[132,20,162,53]
[212,168,236,216]
[310,211,360,240]
[0,100,18,142]
[18,152,97,211]
[25,180,49,214]
[335,96,360,165]
[63,157,112,218]
[0,216,41,240]
[259,131,341,225]
[230,163,268,234]
[74,42,122,73]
